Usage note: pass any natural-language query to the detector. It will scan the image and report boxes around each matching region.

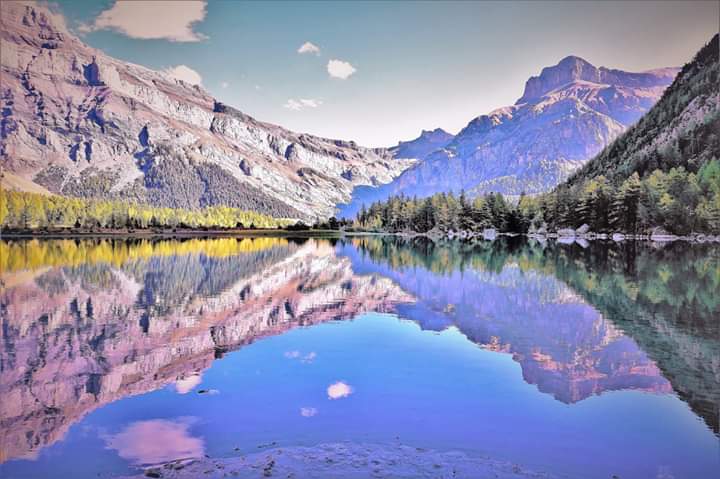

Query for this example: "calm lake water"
[0,236,718,478]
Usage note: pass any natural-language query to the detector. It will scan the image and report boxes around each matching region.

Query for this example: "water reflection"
[344,240,673,404]
[0,236,718,476]
[0,237,411,462]
[103,418,204,465]
[348,237,720,433]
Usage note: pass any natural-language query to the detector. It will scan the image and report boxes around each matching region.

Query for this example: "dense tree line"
[355,159,720,235]
[356,191,522,233]
[0,188,291,231]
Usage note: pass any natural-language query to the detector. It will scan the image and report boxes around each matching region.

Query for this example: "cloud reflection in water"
[104,418,204,465]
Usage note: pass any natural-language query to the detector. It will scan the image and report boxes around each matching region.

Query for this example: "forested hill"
[564,34,719,187]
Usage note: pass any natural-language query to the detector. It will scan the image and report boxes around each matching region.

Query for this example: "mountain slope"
[564,34,719,186]
[339,56,677,217]
[0,2,414,220]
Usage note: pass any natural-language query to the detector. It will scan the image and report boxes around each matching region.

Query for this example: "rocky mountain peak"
[517,55,601,104]
[517,55,679,105]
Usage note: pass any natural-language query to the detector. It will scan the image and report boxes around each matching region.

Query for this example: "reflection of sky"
[175,374,202,394]
[104,418,204,465]
[2,313,718,479]
[1,240,719,479]
[300,407,318,417]
[338,243,672,404]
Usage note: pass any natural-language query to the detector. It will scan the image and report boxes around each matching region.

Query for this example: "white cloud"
[164,65,203,86]
[80,1,208,42]
[300,407,318,417]
[284,98,323,111]
[220,81,230,89]
[327,59,356,79]
[284,350,301,359]
[298,41,320,55]
[327,381,353,400]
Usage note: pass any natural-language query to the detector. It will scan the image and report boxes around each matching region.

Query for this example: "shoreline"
[2,228,719,244]
[0,228,347,239]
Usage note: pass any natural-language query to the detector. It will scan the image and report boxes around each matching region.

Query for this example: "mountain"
[339,56,677,217]
[564,34,719,187]
[390,128,454,160]
[336,128,454,216]
[0,2,414,220]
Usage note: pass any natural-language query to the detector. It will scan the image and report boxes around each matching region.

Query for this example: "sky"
[52,0,718,147]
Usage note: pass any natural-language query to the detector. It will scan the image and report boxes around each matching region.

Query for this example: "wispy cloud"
[78,1,208,42]
[300,407,318,417]
[220,81,230,89]
[284,98,323,111]
[298,41,321,55]
[327,59,356,79]
[163,65,203,85]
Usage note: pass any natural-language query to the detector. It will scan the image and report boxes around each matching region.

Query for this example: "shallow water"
[0,237,718,478]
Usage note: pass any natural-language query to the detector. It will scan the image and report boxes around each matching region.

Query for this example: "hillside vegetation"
[0,188,291,231]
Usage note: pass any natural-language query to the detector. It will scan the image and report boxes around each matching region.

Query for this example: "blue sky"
[54,0,718,147]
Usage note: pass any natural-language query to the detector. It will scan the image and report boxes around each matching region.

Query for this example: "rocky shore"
[121,443,557,479]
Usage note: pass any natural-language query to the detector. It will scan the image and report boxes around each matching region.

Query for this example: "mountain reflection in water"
[0,236,718,477]
[0,238,411,462]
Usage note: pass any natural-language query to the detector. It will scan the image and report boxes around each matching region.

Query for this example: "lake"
[0,236,718,478]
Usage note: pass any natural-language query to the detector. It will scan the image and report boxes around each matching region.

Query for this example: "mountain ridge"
[0,1,414,220]
[339,55,678,217]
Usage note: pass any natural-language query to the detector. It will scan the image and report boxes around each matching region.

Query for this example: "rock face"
[339,56,677,217]
[0,2,414,220]
[0,238,412,462]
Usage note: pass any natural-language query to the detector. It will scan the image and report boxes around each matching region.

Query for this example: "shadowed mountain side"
[0,239,413,462]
